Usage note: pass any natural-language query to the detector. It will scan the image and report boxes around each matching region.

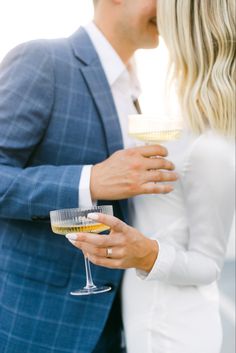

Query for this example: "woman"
[67,0,235,352]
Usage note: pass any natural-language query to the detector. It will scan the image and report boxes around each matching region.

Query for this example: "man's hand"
[90,145,178,200]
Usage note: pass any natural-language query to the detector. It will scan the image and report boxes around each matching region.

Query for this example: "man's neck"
[93,20,136,65]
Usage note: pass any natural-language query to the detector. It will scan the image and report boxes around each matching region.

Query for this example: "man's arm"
[0,42,178,222]
[0,42,83,220]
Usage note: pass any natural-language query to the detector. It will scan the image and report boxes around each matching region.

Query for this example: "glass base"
[70,286,112,296]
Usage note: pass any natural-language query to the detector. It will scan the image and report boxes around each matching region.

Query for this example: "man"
[0,0,177,352]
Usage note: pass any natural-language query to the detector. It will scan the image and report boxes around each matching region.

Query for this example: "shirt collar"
[84,22,126,86]
[84,22,141,99]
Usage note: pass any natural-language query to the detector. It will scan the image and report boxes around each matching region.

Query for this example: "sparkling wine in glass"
[128,114,183,144]
[50,205,113,296]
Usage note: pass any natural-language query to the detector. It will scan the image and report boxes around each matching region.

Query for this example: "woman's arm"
[67,134,235,286]
[153,134,235,285]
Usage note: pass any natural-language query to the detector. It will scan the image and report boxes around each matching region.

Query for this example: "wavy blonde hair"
[158,0,235,137]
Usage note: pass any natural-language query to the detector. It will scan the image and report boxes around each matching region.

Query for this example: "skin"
[67,0,177,268]
[67,212,159,272]
[90,0,177,201]
[91,145,177,200]
[94,0,159,64]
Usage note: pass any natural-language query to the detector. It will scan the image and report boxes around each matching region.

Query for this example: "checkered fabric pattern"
[0,28,126,353]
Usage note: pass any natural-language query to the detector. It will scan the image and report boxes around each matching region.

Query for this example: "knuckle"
[162,173,170,181]
[119,248,126,257]
[94,248,101,256]
[157,158,167,167]
[155,171,161,181]
[159,171,169,182]
[141,185,149,194]
[125,176,140,194]
[154,184,171,194]
[165,172,175,181]
[150,185,158,193]
[114,260,122,268]
[142,185,153,194]
[147,182,160,193]
[130,160,142,171]
[113,219,121,229]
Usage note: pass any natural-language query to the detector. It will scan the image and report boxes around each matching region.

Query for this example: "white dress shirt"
[78,22,140,207]
[122,130,235,353]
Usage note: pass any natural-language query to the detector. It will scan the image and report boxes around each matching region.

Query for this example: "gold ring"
[106,248,113,258]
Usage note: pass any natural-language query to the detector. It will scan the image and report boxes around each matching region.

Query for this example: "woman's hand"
[66,213,159,273]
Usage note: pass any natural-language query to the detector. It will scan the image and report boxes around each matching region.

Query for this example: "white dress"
[122,130,235,353]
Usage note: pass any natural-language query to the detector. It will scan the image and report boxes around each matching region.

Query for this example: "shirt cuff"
[136,240,176,281]
[78,165,97,208]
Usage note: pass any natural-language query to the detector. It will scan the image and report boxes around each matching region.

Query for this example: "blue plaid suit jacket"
[0,28,126,353]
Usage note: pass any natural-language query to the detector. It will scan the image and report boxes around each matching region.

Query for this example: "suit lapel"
[80,65,123,155]
[70,28,123,155]
[70,28,128,222]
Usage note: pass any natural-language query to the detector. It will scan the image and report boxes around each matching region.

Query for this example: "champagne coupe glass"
[128,114,183,144]
[50,205,113,296]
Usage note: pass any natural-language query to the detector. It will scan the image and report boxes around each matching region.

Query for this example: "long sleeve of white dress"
[139,133,235,286]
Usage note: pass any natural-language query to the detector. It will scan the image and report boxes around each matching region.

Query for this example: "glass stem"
[84,255,96,289]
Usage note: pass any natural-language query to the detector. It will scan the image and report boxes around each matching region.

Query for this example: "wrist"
[140,239,159,273]
[90,164,100,201]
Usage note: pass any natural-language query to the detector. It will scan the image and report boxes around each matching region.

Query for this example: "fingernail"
[66,233,78,240]
[87,213,99,220]
[68,239,76,245]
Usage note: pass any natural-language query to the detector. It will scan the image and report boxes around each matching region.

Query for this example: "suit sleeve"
[0,41,82,221]
[138,135,235,286]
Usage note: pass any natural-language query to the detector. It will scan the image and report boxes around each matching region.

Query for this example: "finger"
[87,212,127,233]
[137,145,168,158]
[87,254,124,269]
[145,157,175,171]
[144,170,178,183]
[66,232,121,248]
[81,244,125,259]
[75,242,112,258]
[142,182,175,194]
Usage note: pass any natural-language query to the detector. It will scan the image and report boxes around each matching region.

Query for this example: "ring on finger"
[106,248,113,258]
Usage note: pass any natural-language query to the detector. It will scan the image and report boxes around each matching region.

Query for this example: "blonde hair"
[158,0,236,137]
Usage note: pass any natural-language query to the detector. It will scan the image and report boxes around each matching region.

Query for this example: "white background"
[0,0,178,115]
[0,0,234,256]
